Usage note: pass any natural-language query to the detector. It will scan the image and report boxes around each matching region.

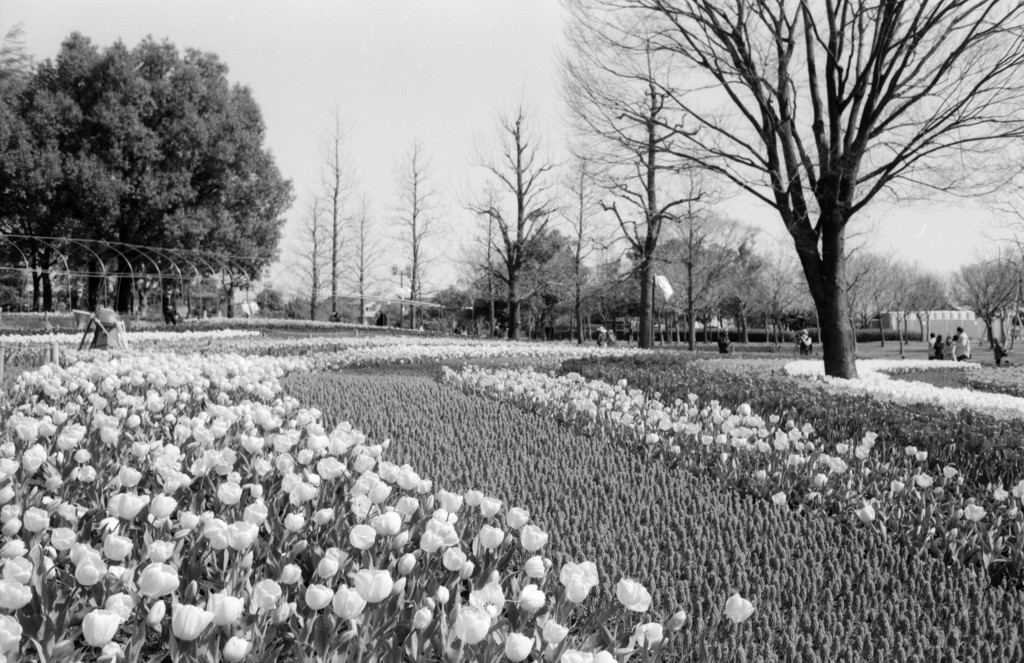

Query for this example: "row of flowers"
[0,350,755,662]
[61,335,646,370]
[782,359,1024,420]
[443,365,1024,585]
[0,328,261,348]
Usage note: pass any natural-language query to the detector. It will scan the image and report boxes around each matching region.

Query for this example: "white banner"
[655,274,674,301]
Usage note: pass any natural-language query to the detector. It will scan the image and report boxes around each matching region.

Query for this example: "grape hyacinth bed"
[0,334,1020,661]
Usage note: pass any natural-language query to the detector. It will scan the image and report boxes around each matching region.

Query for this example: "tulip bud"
[171,604,214,641]
[666,609,687,631]
[208,592,245,626]
[542,620,568,645]
[518,584,545,613]
[223,636,252,662]
[2,519,20,537]
[332,585,366,620]
[272,601,292,624]
[280,564,302,585]
[391,530,410,551]
[504,633,533,662]
[397,553,416,576]
[412,606,431,630]
[146,601,166,627]
[82,609,121,647]
[523,556,546,579]
[435,586,450,605]
[458,562,475,580]
[305,584,334,611]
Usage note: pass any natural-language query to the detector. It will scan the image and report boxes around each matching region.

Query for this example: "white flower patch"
[784,360,1024,419]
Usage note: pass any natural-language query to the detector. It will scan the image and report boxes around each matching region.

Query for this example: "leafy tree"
[2,34,292,312]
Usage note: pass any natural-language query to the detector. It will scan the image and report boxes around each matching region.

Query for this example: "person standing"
[994,338,1010,366]
[954,327,971,362]
[162,289,177,325]
[927,333,938,360]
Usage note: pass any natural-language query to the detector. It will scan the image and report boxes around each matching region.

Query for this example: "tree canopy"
[0,32,292,312]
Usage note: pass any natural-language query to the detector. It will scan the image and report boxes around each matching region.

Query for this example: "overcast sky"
[2,0,1009,298]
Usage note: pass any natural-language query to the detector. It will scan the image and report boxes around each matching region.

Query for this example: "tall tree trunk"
[877,311,886,347]
[42,270,52,312]
[115,257,133,314]
[686,261,695,351]
[508,274,519,340]
[226,282,235,319]
[87,258,101,310]
[638,258,654,349]
[31,268,40,312]
[488,298,496,338]
[574,281,584,345]
[793,215,858,378]
[741,312,749,344]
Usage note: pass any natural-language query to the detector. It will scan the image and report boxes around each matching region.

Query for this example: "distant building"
[880,309,1000,340]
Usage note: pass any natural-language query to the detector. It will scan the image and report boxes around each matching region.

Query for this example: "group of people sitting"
[797,330,814,356]
[596,326,617,347]
[928,327,973,362]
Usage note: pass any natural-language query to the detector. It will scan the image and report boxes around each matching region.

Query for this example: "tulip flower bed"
[965,365,1024,399]
[441,364,1024,587]
[64,335,645,370]
[0,352,707,662]
[283,368,1024,661]
[782,359,1024,420]
[0,329,261,348]
[562,355,1024,488]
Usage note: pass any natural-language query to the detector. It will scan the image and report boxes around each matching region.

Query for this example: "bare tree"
[561,154,606,343]
[842,252,882,351]
[471,105,557,340]
[582,0,1024,376]
[659,180,746,350]
[349,194,381,325]
[320,108,352,317]
[909,271,949,346]
[563,7,703,348]
[754,257,802,347]
[293,197,329,321]
[393,141,442,329]
[955,257,1018,347]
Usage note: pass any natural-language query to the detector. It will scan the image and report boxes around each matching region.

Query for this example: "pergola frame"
[0,233,263,317]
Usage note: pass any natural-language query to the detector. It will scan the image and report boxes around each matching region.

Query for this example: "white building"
[880,309,998,340]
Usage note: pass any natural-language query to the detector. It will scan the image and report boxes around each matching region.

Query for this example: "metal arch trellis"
[114,243,166,312]
[19,236,74,311]
[0,237,32,312]
[1,233,270,315]
[62,237,111,307]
